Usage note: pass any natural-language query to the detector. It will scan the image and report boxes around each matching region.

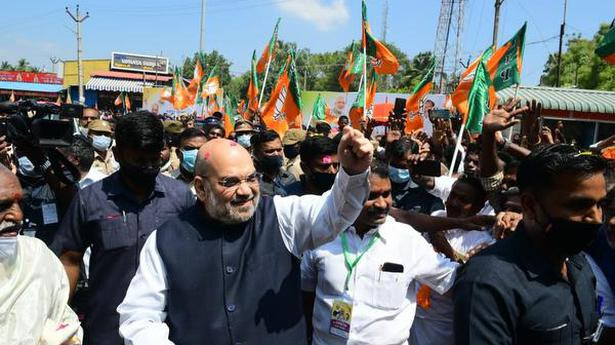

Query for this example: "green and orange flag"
[405,61,435,114]
[362,0,399,75]
[338,43,356,92]
[257,17,281,74]
[338,42,365,92]
[188,53,205,96]
[247,50,260,111]
[452,46,495,117]
[202,66,220,97]
[596,20,615,64]
[465,53,493,134]
[312,94,337,125]
[348,78,367,129]
[223,96,236,137]
[261,53,303,136]
[488,22,527,91]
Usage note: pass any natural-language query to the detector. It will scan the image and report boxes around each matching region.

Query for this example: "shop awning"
[497,86,615,114]
[0,81,63,93]
[85,77,153,93]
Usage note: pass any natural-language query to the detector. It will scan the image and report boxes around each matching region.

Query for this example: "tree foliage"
[540,23,615,90]
[0,58,41,72]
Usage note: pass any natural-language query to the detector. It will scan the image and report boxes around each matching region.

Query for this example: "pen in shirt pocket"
[122,211,126,224]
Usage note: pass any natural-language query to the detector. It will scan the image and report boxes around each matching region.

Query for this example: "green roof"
[497,86,615,114]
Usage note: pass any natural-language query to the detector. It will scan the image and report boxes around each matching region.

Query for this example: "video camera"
[0,100,83,147]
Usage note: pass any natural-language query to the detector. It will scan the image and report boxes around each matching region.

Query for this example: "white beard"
[203,182,260,224]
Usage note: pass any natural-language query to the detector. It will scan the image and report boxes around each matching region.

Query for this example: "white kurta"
[0,236,82,345]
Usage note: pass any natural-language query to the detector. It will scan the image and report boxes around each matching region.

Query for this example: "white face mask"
[0,237,18,260]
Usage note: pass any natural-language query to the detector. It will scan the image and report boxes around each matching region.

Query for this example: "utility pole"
[556,0,568,87]
[200,0,207,52]
[66,5,89,105]
[492,0,504,47]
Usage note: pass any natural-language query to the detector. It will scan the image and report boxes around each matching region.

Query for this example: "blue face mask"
[180,149,198,173]
[91,135,112,152]
[237,134,252,148]
[388,165,410,184]
[17,156,42,178]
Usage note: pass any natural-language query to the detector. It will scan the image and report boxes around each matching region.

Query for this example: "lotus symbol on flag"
[206,83,218,96]
[274,111,286,121]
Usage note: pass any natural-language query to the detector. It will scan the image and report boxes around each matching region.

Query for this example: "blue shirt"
[51,172,195,345]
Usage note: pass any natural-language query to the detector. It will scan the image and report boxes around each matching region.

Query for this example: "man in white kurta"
[0,165,81,345]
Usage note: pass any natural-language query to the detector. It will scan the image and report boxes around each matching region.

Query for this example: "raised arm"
[274,127,373,256]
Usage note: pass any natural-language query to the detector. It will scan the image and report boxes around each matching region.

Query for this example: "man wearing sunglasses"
[118,126,373,345]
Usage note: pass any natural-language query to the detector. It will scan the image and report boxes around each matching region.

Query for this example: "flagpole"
[257,54,273,108]
[448,119,466,177]
[507,83,520,140]
[362,39,367,118]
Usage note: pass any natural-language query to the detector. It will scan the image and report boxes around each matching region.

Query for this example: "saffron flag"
[188,54,205,95]
[247,50,260,111]
[405,62,435,114]
[596,20,615,65]
[348,79,366,129]
[465,54,493,134]
[257,17,281,73]
[173,69,191,110]
[201,66,220,99]
[114,92,123,106]
[451,47,494,117]
[261,57,291,136]
[488,22,527,90]
[362,0,399,75]
[282,52,303,128]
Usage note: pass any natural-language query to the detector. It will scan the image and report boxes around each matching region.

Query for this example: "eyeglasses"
[206,172,262,190]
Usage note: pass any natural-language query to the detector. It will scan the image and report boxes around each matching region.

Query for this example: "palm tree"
[0,61,13,71]
[15,58,31,71]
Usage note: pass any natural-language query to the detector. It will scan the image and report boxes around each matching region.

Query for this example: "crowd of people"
[0,98,614,345]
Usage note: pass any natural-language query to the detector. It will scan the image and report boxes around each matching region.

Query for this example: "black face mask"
[120,162,159,190]
[259,155,283,173]
[312,172,336,192]
[283,145,300,160]
[545,217,601,257]
[538,204,601,257]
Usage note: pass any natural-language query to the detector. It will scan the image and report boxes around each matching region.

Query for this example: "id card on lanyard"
[329,231,380,339]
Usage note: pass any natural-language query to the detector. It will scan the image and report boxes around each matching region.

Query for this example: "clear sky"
[2,0,614,87]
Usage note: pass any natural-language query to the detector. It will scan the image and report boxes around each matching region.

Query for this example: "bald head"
[195,138,255,178]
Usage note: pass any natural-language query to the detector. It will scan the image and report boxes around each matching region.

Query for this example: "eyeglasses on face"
[201,172,262,190]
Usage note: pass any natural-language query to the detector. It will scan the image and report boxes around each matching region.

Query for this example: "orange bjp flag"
[261,57,291,137]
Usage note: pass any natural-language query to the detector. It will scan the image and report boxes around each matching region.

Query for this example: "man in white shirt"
[301,164,458,345]
[410,175,495,345]
[117,127,373,345]
[0,165,82,345]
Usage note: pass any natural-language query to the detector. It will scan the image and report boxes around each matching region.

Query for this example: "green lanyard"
[341,231,380,291]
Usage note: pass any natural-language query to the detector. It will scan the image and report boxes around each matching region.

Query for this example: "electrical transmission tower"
[433,0,465,94]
